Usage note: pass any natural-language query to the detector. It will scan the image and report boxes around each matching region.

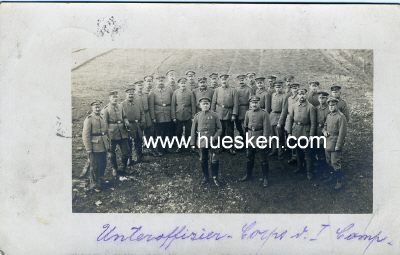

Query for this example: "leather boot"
[239,161,254,182]
[201,161,209,185]
[334,170,343,190]
[293,158,304,174]
[261,162,269,188]
[211,162,221,187]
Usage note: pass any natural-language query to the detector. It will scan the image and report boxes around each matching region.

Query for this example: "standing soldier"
[102,91,130,177]
[284,83,300,164]
[239,96,272,188]
[287,88,317,180]
[254,77,268,111]
[307,81,321,107]
[211,74,239,155]
[186,70,198,91]
[82,100,109,192]
[193,76,214,113]
[121,87,145,165]
[315,91,330,178]
[209,72,219,89]
[323,97,347,190]
[149,74,173,155]
[268,81,288,160]
[235,74,252,140]
[166,70,178,92]
[190,97,223,187]
[330,85,350,122]
[246,72,257,95]
[171,77,196,152]
[265,75,277,113]
[142,75,159,157]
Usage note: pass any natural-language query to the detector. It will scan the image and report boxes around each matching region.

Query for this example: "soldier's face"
[179,81,187,89]
[156,78,165,88]
[250,101,259,110]
[268,79,275,87]
[187,74,195,81]
[144,79,153,89]
[332,90,341,98]
[110,95,118,104]
[127,92,134,100]
[329,103,338,112]
[238,78,245,85]
[256,81,265,89]
[210,77,218,85]
[298,93,306,102]
[221,78,228,87]
[319,96,327,105]
[167,73,176,82]
[92,105,101,114]
[136,84,143,93]
[200,101,210,111]
[247,75,255,82]
[291,86,298,94]
[275,86,283,93]
[309,84,319,92]
[199,80,207,89]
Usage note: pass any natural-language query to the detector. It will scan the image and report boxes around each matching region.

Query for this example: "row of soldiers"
[81,70,348,192]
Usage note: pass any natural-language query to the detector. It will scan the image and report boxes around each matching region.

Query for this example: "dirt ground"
[71,49,373,213]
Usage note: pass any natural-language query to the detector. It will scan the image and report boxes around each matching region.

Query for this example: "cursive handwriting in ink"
[336,223,389,254]
[97,224,232,250]
[241,221,288,247]
[309,224,330,241]
[290,226,309,239]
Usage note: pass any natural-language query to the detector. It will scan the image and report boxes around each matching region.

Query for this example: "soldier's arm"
[171,91,177,120]
[278,96,288,127]
[310,105,317,136]
[264,112,273,138]
[139,102,145,125]
[244,111,249,132]
[211,89,217,112]
[190,116,198,146]
[265,93,272,113]
[82,117,92,153]
[343,102,350,122]
[190,91,196,119]
[121,106,130,126]
[336,115,348,151]
[149,92,156,121]
[232,89,239,116]
[287,105,294,134]
[214,117,223,139]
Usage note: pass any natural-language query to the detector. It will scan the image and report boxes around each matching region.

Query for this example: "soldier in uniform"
[102,91,130,177]
[193,76,214,113]
[323,97,347,190]
[166,70,178,92]
[186,70,198,91]
[265,75,277,113]
[284,75,295,95]
[330,85,350,122]
[287,88,317,180]
[254,77,268,111]
[209,72,219,89]
[285,83,300,164]
[239,96,272,188]
[211,74,239,155]
[142,76,159,157]
[246,72,257,95]
[121,87,145,165]
[307,81,320,107]
[315,91,330,179]
[235,74,252,140]
[268,81,288,160]
[190,97,223,187]
[82,100,109,192]
[149,74,173,155]
[171,77,196,152]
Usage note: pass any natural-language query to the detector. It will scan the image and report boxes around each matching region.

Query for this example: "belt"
[217,104,232,109]
[156,104,171,107]
[92,132,106,136]
[144,109,149,112]
[249,127,263,131]
[239,104,249,106]
[109,120,123,124]
[295,122,310,126]
[272,111,281,114]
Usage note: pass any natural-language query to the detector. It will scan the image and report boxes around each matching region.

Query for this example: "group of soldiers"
[81,69,349,193]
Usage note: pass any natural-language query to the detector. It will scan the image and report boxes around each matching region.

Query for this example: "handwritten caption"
[97,221,393,253]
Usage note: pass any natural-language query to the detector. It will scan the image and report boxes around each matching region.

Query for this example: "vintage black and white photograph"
[71,49,373,214]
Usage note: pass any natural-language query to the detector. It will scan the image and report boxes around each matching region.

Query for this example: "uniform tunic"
[307,91,320,107]
[149,87,173,123]
[337,98,350,122]
[82,113,109,153]
[193,88,214,112]
[189,80,198,91]
[191,110,222,148]
[244,108,272,141]
[211,86,239,120]
[323,111,347,152]
[316,103,330,136]
[287,101,317,137]
[101,103,129,140]
[236,85,252,120]
[135,92,152,128]
[269,92,288,126]
[284,93,298,132]
[171,88,196,121]
[166,81,178,92]
[121,99,145,133]
[255,88,268,111]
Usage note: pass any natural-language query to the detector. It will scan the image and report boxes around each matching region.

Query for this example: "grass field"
[71,49,373,213]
